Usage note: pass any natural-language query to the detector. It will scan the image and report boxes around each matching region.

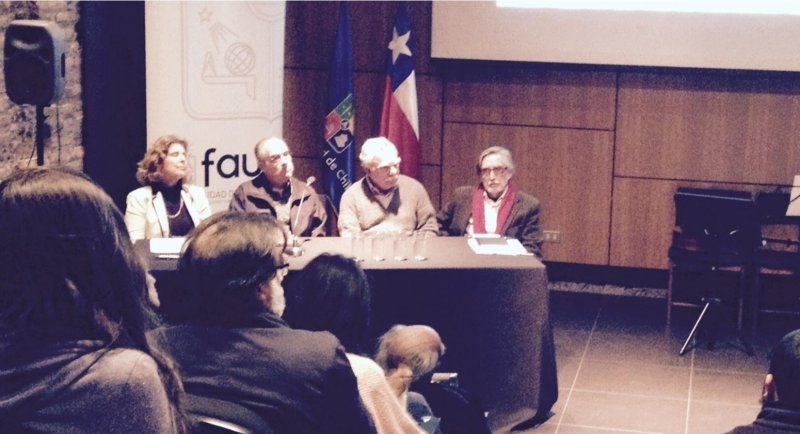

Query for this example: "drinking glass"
[413,231,430,261]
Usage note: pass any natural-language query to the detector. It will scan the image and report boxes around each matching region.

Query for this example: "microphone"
[292,176,316,235]
[288,176,316,257]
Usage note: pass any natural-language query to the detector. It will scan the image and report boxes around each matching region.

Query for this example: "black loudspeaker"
[4,20,65,105]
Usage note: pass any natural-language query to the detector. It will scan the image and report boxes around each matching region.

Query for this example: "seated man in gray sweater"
[338,137,438,236]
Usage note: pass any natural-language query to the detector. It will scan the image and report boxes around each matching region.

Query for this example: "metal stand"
[36,105,45,166]
[679,295,753,356]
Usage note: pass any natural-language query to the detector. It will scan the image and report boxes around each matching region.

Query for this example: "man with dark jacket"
[230,137,327,237]
[438,146,543,258]
[152,212,375,434]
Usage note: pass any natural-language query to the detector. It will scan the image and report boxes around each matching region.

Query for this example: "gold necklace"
[167,197,184,219]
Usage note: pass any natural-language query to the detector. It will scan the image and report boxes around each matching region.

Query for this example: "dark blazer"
[229,174,327,237]
[151,313,375,434]
[437,185,543,258]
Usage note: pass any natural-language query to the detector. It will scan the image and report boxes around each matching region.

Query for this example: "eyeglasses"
[265,152,291,165]
[480,166,509,177]
[375,162,400,173]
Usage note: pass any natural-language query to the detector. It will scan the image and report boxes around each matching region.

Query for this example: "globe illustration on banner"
[224,42,256,76]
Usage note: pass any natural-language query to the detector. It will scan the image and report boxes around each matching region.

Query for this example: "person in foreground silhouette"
[151,212,374,433]
[284,253,425,434]
[0,168,187,433]
[727,329,800,433]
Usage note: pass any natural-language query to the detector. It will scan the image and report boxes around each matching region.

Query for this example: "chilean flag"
[379,1,420,179]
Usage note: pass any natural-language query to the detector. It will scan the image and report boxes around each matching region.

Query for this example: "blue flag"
[322,1,355,216]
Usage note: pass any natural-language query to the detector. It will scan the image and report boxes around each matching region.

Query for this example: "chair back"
[187,394,273,434]
[672,188,759,257]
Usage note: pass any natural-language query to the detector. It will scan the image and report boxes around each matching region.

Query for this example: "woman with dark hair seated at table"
[283,253,425,434]
[125,134,211,241]
[0,168,188,433]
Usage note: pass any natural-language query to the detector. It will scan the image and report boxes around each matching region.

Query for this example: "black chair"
[750,191,800,341]
[187,394,274,434]
[666,188,759,355]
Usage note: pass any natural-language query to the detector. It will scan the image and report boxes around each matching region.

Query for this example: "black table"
[137,237,557,433]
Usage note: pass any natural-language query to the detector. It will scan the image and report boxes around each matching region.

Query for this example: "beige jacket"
[124,184,211,241]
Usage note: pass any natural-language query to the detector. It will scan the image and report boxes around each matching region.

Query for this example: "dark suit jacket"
[151,313,375,434]
[437,185,543,258]
[229,174,327,237]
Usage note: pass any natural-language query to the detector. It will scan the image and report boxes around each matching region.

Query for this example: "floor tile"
[686,401,760,434]
[551,291,602,331]
[558,390,687,434]
[556,356,581,389]
[554,328,591,360]
[546,289,794,434]
[691,346,769,374]
[690,369,764,406]
[574,359,690,399]
[584,329,691,368]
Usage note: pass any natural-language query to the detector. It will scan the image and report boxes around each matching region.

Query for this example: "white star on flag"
[388,27,411,64]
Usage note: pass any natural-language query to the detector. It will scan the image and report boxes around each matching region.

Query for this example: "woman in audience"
[125,134,211,241]
[283,253,425,434]
[0,168,187,433]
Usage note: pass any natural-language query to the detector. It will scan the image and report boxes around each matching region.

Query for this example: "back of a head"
[769,329,800,407]
[283,253,371,353]
[0,168,150,339]
[375,324,446,379]
[178,211,286,324]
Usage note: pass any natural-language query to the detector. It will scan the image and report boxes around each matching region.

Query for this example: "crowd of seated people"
[0,133,546,432]
[283,253,428,434]
[5,142,800,433]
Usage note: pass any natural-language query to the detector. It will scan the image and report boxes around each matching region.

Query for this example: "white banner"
[145,1,285,211]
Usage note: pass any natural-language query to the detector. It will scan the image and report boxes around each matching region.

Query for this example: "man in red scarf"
[437,146,543,258]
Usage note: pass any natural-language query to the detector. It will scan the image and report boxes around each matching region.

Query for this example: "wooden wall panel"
[445,70,617,130]
[610,178,770,269]
[442,123,613,264]
[617,73,800,185]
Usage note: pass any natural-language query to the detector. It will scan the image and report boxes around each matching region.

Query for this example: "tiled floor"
[527,290,800,434]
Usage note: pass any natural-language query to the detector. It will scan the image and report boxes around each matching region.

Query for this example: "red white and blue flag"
[379,1,420,179]
[323,1,355,214]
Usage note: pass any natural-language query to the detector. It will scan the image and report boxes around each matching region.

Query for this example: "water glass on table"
[413,231,430,261]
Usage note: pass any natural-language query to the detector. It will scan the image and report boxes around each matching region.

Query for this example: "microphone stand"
[287,176,316,257]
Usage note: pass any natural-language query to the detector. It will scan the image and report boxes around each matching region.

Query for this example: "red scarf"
[471,180,516,234]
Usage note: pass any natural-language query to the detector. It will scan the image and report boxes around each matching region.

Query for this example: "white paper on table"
[788,175,800,217]
[149,237,186,255]
[467,236,530,255]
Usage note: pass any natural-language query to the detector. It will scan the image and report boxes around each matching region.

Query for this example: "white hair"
[359,137,401,170]
[254,137,289,160]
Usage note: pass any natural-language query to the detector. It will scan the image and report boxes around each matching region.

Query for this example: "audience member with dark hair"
[125,134,211,241]
[151,213,375,434]
[376,324,491,434]
[284,253,425,434]
[0,168,187,433]
[727,329,800,433]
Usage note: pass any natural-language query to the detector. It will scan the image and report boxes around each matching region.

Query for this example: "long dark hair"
[283,253,372,354]
[0,168,188,432]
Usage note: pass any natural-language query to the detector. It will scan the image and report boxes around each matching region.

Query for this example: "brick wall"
[0,1,82,179]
